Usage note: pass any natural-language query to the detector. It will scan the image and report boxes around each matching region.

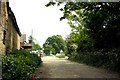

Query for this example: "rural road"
[35,56,120,79]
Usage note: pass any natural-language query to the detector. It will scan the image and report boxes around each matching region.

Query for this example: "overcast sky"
[9,0,71,46]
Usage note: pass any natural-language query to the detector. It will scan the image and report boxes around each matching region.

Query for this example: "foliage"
[50,53,54,56]
[69,49,120,72]
[2,49,42,80]
[56,52,65,58]
[28,35,42,51]
[46,2,120,49]
[43,35,66,55]
[43,44,55,55]
[32,42,42,51]
[46,2,120,72]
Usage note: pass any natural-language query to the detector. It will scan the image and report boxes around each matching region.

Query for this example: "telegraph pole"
[31,29,33,51]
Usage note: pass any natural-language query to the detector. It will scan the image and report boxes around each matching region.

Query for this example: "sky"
[9,0,71,46]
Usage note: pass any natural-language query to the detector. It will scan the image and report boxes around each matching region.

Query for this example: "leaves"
[28,35,42,50]
[45,2,56,7]
[2,50,42,80]
[45,2,120,72]
[43,35,66,55]
[46,1,120,49]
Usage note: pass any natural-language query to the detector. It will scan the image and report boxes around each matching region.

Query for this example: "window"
[3,30,6,44]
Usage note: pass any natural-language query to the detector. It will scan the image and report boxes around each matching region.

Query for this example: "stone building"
[0,0,8,54]
[6,4,21,53]
[0,1,21,54]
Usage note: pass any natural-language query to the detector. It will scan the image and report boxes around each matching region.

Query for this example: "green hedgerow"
[2,49,42,80]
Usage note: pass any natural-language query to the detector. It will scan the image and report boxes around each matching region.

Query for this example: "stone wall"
[0,1,8,54]
[0,1,21,54]
[17,33,21,49]
[6,15,21,52]
[5,3,21,53]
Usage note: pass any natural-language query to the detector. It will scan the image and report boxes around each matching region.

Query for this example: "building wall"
[10,21,20,50]
[0,1,21,54]
[20,33,26,42]
[5,10,21,53]
[5,15,12,52]
[17,33,21,49]
[0,1,8,54]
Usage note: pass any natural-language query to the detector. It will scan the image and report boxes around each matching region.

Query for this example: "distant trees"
[28,35,42,51]
[43,35,66,55]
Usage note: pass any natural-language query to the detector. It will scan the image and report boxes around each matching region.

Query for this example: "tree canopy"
[43,35,66,55]
[46,2,120,50]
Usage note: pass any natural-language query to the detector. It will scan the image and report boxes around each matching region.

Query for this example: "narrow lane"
[35,56,119,78]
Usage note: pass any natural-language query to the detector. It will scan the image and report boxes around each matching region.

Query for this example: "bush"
[69,48,120,72]
[56,52,65,58]
[2,49,42,80]
[50,53,54,56]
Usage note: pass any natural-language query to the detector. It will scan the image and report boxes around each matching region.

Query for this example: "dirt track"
[35,56,120,78]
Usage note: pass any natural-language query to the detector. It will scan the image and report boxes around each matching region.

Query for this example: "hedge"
[69,48,120,72]
[2,49,42,80]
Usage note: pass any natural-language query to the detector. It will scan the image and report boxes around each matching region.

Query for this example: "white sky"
[9,0,71,46]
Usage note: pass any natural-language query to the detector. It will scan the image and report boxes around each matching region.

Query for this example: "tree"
[32,43,42,51]
[45,2,120,72]
[43,35,66,55]
[28,35,42,51]
[43,44,55,55]
[46,2,120,50]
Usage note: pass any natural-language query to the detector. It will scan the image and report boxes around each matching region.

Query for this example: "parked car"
[30,50,44,57]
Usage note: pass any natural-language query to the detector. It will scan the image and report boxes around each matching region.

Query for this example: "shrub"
[56,52,65,58]
[50,53,54,56]
[69,48,120,72]
[2,49,42,80]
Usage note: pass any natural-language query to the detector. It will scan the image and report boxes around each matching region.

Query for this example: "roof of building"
[7,2,22,36]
